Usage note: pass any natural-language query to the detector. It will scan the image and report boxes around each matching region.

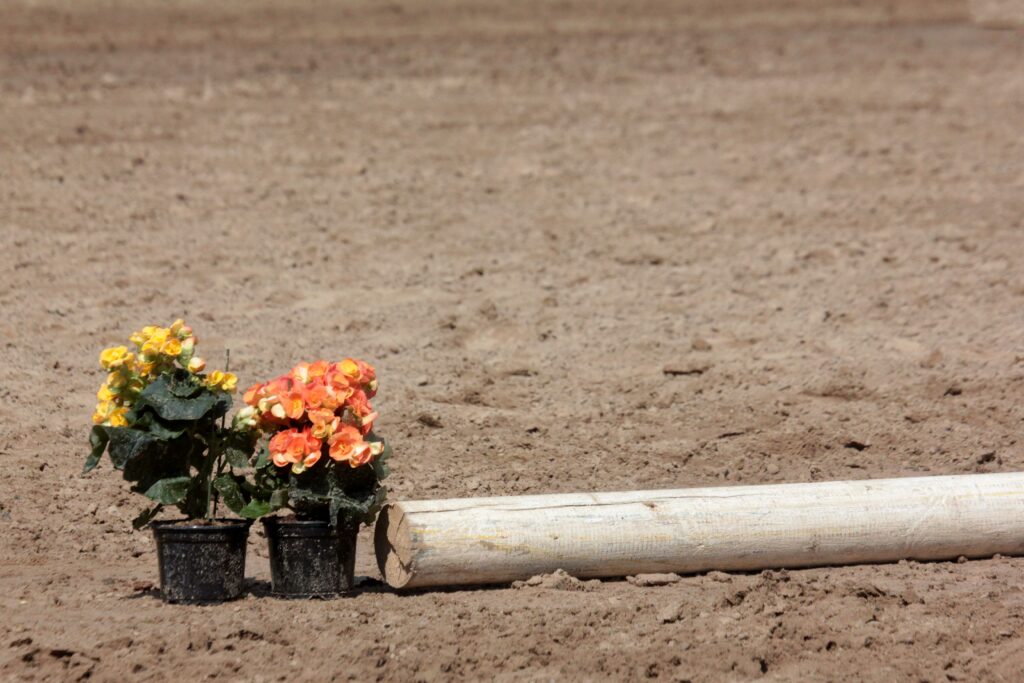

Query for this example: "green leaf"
[105,428,166,471]
[253,442,270,469]
[133,371,231,422]
[143,476,191,504]
[132,504,163,530]
[84,426,109,473]
[213,474,246,513]
[221,429,257,469]
[237,499,273,519]
[129,411,188,441]
[167,370,205,398]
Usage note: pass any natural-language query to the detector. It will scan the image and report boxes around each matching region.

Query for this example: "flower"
[162,337,182,357]
[303,380,337,411]
[99,346,134,370]
[92,400,115,424]
[308,408,340,440]
[107,407,129,427]
[267,386,302,420]
[243,382,264,407]
[328,425,373,467]
[291,360,330,384]
[206,370,238,393]
[254,357,385,473]
[92,401,128,427]
[232,405,259,431]
[188,357,206,373]
[129,325,160,347]
[269,428,322,474]
[140,327,171,356]
[344,389,378,434]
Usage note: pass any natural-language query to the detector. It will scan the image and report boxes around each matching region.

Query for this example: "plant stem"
[212,453,221,519]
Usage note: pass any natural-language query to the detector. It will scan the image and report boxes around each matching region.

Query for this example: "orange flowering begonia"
[247,358,382,472]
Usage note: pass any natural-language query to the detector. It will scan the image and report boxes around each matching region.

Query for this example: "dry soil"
[1,0,1024,680]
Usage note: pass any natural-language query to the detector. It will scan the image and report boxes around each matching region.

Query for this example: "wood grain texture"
[376,473,1024,588]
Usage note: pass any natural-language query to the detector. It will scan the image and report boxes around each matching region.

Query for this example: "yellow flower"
[137,360,157,377]
[99,346,134,370]
[107,408,129,427]
[141,328,171,356]
[206,370,238,392]
[107,371,128,389]
[161,338,182,357]
[188,357,206,373]
[129,325,160,347]
[169,319,185,335]
[97,384,115,401]
[92,400,115,424]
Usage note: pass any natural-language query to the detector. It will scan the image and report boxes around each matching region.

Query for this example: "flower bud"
[188,357,206,373]
[232,405,259,430]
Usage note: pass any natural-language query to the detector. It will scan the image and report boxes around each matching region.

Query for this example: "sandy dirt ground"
[2,0,1024,680]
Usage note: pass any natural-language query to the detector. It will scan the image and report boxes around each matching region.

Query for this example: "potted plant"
[241,359,390,598]
[85,320,263,603]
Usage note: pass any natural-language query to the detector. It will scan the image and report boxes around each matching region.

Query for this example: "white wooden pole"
[375,472,1024,589]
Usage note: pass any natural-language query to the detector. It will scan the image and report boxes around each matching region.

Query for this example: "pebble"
[657,603,685,624]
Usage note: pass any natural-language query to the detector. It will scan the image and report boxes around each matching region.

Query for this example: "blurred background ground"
[1,0,1023,680]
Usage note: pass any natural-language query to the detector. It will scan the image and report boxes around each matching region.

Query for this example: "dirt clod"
[628,573,683,587]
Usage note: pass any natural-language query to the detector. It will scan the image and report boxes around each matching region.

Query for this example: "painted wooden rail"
[375,472,1024,588]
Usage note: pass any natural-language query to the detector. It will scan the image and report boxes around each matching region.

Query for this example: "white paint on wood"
[375,472,1024,588]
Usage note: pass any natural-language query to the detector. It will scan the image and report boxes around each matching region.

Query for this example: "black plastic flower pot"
[262,517,358,598]
[150,519,251,604]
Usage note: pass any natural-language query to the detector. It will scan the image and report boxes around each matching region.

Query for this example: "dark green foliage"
[143,476,191,504]
[85,370,260,527]
[219,429,259,469]
[131,370,231,422]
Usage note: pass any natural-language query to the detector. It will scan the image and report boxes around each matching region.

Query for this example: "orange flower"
[268,430,296,467]
[308,408,340,440]
[243,382,264,407]
[278,389,305,421]
[328,425,372,466]
[291,360,330,384]
[344,389,378,434]
[269,428,322,473]
[303,379,332,411]
[355,359,376,385]
[336,358,376,396]
[336,358,363,383]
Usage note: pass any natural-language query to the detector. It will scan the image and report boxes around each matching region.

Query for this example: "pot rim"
[151,518,253,532]
[261,516,333,528]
